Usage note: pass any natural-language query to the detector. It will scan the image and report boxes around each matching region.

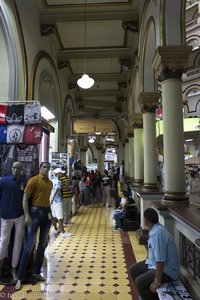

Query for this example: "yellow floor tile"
[1,204,146,300]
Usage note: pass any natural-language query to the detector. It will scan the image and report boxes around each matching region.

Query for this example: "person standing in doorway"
[15,162,53,290]
[0,161,26,281]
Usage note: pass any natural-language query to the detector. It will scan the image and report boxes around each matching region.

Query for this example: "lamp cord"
[84,0,87,73]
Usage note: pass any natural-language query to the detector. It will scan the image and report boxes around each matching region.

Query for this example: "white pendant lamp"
[77,0,95,89]
[77,74,94,89]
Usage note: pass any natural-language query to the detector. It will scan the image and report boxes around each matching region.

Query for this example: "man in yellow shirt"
[15,162,53,290]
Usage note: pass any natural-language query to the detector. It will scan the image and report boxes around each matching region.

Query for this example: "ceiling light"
[77,74,94,89]
[185,139,194,142]
[41,106,55,121]
[95,132,101,135]
[88,137,95,143]
[77,0,94,89]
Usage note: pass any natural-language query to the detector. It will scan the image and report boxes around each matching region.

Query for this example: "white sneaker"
[53,230,59,236]
[61,232,72,238]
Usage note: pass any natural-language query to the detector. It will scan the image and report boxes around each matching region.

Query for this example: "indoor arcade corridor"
[0,205,147,300]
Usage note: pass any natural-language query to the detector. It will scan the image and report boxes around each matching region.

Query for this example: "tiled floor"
[0,204,147,300]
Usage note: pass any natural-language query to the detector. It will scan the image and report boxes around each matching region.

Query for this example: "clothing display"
[23,125,42,144]
[7,125,25,144]
[24,102,41,124]
[0,125,7,144]
[0,101,42,145]
[14,145,39,179]
[6,104,24,124]
[0,104,7,124]
[0,101,42,179]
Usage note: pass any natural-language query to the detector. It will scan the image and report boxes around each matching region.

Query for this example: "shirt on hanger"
[24,102,41,124]
[6,104,24,124]
[0,104,8,124]
[0,125,7,144]
[23,125,43,144]
[7,124,25,144]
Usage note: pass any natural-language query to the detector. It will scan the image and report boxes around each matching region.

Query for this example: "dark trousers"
[17,206,51,280]
[129,260,172,300]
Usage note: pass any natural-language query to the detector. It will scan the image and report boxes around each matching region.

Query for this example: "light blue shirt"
[146,223,180,280]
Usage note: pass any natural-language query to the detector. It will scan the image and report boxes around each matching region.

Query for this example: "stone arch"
[193,51,200,66]
[187,35,200,50]
[0,2,27,100]
[29,51,61,110]
[183,84,200,116]
[61,94,75,144]
[141,16,156,93]
[29,50,62,149]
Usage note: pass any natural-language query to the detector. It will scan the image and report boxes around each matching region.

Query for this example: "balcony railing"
[181,235,200,285]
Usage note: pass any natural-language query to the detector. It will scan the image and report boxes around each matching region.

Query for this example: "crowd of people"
[0,161,122,289]
[0,160,181,299]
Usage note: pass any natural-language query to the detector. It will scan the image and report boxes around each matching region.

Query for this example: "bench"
[157,279,193,300]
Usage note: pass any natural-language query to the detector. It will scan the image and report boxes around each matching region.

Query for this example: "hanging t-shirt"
[0,125,7,144]
[14,144,39,179]
[0,104,8,124]
[24,102,41,124]
[23,125,43,144]
[7,125,25,144]
[6,104,24,124]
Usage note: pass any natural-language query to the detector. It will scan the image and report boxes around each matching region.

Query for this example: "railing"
[181,235,200,286]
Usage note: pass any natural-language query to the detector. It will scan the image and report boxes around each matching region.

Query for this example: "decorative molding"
[118,82,127,89]
[126,125,134,137]
[122,21,139,33]
[138,92,160,113]
[40,23,64,49]
[58,61,70,70]
[130,113,143,128]
[95,143,103,151]
[41,24,57,36]
[152,46,192,80]
[80,145,88,152]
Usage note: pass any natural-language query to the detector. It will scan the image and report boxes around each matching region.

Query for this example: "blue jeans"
[113,209,123,229]
[17,206,51,280]
[82,187,90,206]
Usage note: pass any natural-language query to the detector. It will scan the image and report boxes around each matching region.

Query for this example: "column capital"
[152,46,192,81]
[124,136,129,143]
[101,148,106,154]
[126,125,134,137]
[80,145,88,152]
[138,92,160,113]
[130,113,143,129]
[95,143,103,150]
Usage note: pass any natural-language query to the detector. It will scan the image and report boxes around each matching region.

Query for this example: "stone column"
[139,92,160,189]
[117,141,124,167]
[153,46,191,204]
[132,114,144,186]
[79,136,88,167]
[95,136,105,173]
[124,138,129,177]
[128,134,134,180]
